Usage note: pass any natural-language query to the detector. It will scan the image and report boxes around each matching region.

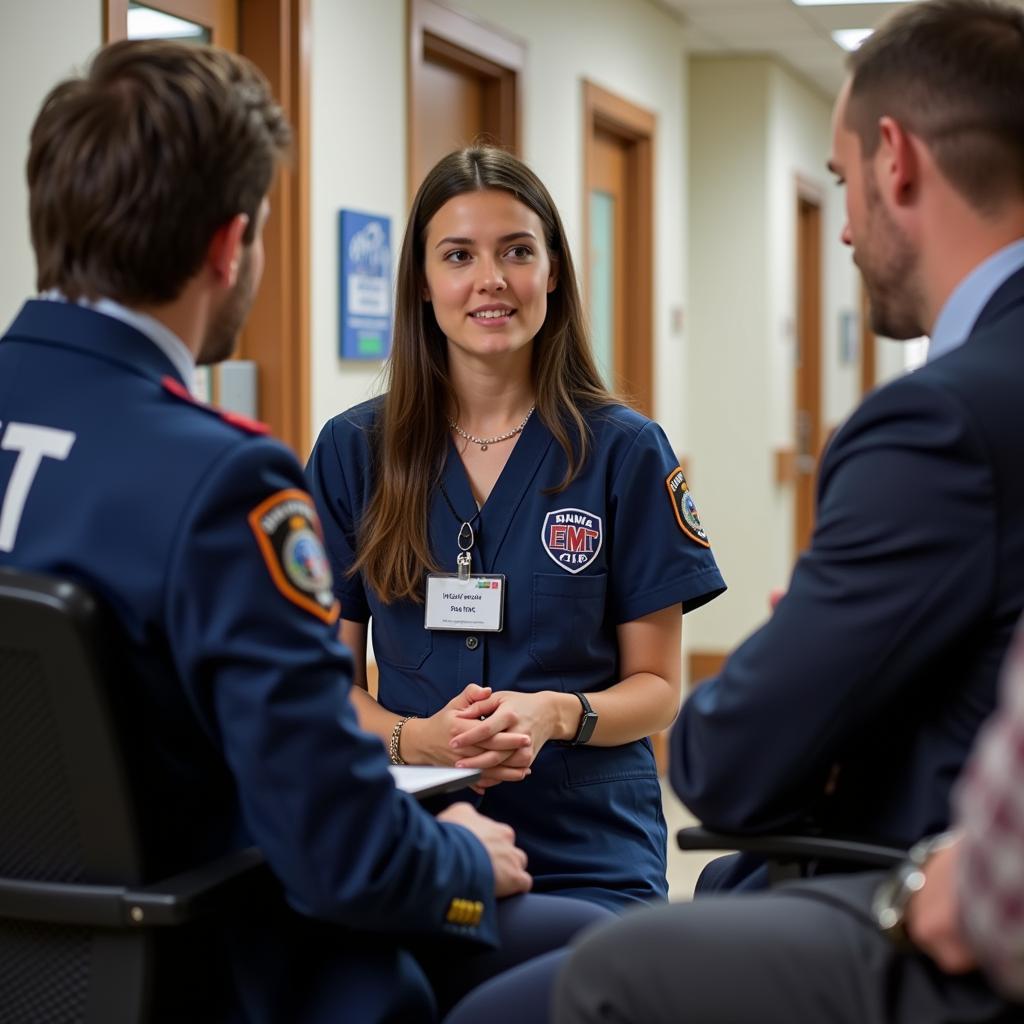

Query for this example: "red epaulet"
[161,375,272,436]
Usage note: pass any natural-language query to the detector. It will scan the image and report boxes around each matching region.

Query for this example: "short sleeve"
[307,415,371,622]
[608,421,726,623]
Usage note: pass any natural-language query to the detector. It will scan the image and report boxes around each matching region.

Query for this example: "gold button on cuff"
[446,898,484,927]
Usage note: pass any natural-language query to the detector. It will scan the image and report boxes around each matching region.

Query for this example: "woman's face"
[421,189,557,362]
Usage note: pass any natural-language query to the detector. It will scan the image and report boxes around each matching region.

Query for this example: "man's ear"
[876,116,919,208]
[208,213,250,287]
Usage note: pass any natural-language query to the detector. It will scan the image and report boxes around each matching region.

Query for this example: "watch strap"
[871,831,957,946]
[568,691,598,746]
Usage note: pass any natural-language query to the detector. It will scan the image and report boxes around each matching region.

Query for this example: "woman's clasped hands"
[402,683,538,792]
[451,687,565,792]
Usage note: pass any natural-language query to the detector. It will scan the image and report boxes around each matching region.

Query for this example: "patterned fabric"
[956,618,1024,1000]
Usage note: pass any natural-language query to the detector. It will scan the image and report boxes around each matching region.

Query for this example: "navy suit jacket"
[673,266,1024,852]
[0,301,496,1022]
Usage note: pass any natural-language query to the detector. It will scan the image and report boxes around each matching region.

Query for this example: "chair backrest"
[0,567,149,1023]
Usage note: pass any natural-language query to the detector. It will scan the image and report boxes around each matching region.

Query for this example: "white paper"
[388,765,479,795]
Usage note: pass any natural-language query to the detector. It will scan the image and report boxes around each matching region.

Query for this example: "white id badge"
[424,574,505,631]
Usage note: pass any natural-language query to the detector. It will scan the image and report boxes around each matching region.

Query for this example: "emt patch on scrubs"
[248,489,340,624]
[665,468,710,548]
[541,508,603,574]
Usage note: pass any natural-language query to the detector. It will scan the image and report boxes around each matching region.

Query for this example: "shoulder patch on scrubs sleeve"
[247,488,340,624]
[665,468,711,548]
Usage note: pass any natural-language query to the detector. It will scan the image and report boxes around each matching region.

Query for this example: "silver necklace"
[448,406,535,451]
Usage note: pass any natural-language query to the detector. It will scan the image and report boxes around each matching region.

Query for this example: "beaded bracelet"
[389,715,417,765]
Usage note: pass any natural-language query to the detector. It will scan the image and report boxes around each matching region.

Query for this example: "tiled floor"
[662,779,723,901]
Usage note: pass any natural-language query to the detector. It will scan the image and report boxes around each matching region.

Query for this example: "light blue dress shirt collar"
[929,238,1024,362]
[40,289,197,393]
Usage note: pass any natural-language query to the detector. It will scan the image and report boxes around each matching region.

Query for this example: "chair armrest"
[0,847,273,928]
[676,826,905,869]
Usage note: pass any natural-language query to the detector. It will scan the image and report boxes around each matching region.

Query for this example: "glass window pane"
[589,190,615,388]
[127,3,211,43]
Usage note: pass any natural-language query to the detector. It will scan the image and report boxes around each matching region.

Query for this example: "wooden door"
[408,0,523,197]
[583,82,654,417]
[415,56,487,182]
[794,192,823,555]
[105,0,311,456]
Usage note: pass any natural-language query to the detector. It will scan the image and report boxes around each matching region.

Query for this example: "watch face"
[871,864,925,947]
[577,711,598,744]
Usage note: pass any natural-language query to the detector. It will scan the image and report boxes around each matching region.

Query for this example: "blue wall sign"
[339,209,392,359]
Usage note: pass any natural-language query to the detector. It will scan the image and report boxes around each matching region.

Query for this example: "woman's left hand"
[450,690,566,771]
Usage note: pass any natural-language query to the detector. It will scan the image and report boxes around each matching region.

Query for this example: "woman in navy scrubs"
[308,147,725,910]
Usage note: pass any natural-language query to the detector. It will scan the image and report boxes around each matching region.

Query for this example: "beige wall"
[684,56,864,659]
[309,0,691,452]
[0,5,102,328]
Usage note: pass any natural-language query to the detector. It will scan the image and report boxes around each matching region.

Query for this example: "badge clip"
[457,521,474,581]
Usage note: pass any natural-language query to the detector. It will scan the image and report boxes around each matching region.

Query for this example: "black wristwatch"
[565,691,598,746]
[871,831,957,947]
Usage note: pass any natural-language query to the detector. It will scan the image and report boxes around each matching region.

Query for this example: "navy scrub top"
[308,398,726,909]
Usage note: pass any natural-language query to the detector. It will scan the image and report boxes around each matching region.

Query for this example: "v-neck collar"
[432,410,555,572]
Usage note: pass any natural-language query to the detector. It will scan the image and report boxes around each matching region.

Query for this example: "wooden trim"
[412,0,525,69]
[103,0,310,455]
[239,0,311,456]
[584,80,656,141]
[106,0,235,46]
[687,650,728,689]
[774,447,796,485]
[582,80,656,417]
[407,0,525,200]
[650,729,669,776]
[105,0,129,40]
[794,190,823,556]
[860,282,876,395]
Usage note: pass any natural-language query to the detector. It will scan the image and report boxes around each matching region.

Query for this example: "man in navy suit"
[557,1,1024,1021]
[0,39,602,1023]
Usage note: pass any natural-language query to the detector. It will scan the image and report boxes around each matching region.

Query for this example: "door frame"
[106,0,236,45]
[105,0,311,456]
[859,282,876,395]
[794,176,823,557]
[407,0,524,201]
[582,80,655,417]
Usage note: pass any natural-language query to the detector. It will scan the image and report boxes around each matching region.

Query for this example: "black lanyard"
[438,483,480,580]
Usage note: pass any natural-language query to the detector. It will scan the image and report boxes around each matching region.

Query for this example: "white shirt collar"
[40,289,197,394]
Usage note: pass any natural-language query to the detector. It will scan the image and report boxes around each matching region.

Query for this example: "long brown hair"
[354,146,616,603]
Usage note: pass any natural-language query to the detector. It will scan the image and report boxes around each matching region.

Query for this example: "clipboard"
[388,765,481,800]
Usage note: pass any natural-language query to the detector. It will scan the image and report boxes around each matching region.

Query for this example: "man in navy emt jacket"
[0,38,601,1024]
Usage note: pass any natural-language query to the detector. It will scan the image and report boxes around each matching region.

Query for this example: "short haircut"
[846,0,1024,212]
[27,39,291,304]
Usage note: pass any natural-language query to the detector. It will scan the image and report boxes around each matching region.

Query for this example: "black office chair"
[677,826,906,885]
[0,567,270,1024]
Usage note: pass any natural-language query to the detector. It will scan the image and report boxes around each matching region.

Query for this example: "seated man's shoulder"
[152,377,302,497]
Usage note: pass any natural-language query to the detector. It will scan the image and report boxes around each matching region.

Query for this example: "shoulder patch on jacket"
[248,488,340,624]
[161,376,271,435]
[665,467,711,548]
